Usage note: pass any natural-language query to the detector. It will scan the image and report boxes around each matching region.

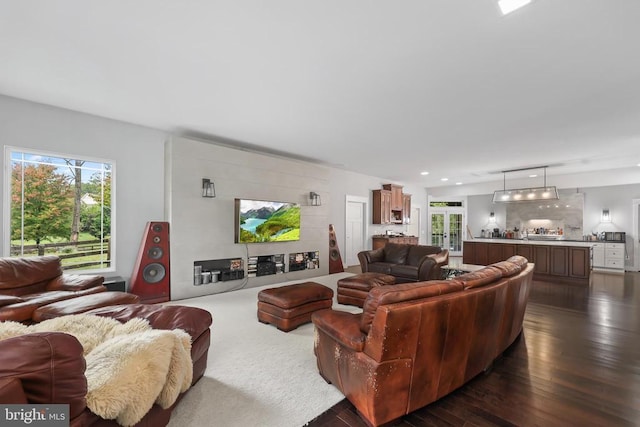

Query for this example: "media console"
[195,250,320,284]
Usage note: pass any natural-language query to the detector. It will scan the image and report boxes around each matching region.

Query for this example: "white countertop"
[466,238,594,248]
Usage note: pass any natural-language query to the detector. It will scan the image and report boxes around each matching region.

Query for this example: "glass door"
[430,210,463,256]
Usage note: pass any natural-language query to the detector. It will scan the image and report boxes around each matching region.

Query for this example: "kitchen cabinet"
[549,247,568,276]
[463,241,488,266]
[487,244,504,265]
[372,236,419,250]
[569,247,590,279]
[382,184,403,211]
[402,194,411,224]
[462,240,591,284]
[593,242,625,273]
[502,244,517,260]
[372,189,392,224]
[592,243,605,268]
[516,244,533,261]
[533,246,549,274]
[373,187,405,224]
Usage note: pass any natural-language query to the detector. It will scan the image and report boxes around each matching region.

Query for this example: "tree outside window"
[7,149,114,272]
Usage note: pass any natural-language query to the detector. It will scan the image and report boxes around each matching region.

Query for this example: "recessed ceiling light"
[456,182,463,185]
[529,174,537,178]
[441,178,449,182]
[420,171,429,175]
[498,0,531,15]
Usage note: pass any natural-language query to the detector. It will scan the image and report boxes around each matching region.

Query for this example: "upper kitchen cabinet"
[383,184,403,211]
[372,189,393,224]
[373,184,411,224]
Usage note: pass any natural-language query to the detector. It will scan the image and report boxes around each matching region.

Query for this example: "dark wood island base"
[463,239,592,285]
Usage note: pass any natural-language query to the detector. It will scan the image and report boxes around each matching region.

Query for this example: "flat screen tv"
[234,198,301,243]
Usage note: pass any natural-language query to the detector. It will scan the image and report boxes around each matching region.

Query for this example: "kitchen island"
[463,238,593,285]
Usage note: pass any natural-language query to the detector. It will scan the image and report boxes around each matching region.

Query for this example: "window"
[5,147,115,272]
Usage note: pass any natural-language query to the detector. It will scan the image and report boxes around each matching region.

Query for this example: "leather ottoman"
[337,272,396,307]
[257,282,333,332]
[31,291,140,322]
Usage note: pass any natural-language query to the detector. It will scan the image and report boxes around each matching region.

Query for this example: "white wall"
[0,95,166,281]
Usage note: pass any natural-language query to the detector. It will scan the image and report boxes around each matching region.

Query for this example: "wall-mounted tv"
[234,198,301,243]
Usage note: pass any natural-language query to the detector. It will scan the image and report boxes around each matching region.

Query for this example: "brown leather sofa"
[0,303,213,427]
[358,243,449,283]
[312,255,534,426]
[0,255,105,322]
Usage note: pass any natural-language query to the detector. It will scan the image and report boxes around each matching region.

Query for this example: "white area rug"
[166,272,359,427]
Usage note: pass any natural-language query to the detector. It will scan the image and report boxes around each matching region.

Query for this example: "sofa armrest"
[358,248,385,272]
[312,309,366,352]
[417,250,449,281]
[45,274,104,291]
[417,256,438,281]
[0,332,88,418]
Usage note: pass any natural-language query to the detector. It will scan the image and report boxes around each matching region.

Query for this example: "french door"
[430,209,464,256]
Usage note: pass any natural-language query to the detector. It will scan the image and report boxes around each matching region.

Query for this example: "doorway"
[430,210,463,256]
[345,196,368,267]
[428,198,466,257]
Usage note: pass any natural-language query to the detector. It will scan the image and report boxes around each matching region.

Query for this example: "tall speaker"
[130,221,170,303]
[328,224,344,274]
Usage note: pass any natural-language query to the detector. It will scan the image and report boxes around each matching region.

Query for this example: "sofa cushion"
[491,260,522,278]
[390,264,418,279]
[367,262,395,275]
[86,304,213,343]
[0,256,62,290]
[0,287,107,322]
[360,281,464,333]
[382,244,411,264]
[456,266,503,289]
[506,255,528,268]
[406,245,441,266]
[0,295,23,307]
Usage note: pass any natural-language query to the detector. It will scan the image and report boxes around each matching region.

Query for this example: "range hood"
[492,166,560,203]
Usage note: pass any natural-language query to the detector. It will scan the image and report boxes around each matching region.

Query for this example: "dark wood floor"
[305,272,640,427]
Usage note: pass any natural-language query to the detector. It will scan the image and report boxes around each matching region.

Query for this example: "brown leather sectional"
[358,243,449,283]
[0,255,105,322]
[0,303,213,427]
[312,255,534,426]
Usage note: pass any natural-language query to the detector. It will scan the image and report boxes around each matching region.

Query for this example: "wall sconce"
[202,178,216,198]
[601,209,611,222]
[489,212,496,223]
[309,192,321,206]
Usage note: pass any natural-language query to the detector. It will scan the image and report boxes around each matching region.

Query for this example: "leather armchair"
[0,256,105,322]
[358,243,449,283]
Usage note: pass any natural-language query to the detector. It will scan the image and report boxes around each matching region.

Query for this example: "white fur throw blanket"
[0,314,193,427]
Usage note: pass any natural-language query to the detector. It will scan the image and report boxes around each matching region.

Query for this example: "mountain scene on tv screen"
[239,201,300,242]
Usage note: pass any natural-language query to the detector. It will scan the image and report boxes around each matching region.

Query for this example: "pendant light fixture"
[492,166,559,203]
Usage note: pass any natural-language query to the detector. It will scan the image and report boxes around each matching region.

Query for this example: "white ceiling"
[2,1,640,188]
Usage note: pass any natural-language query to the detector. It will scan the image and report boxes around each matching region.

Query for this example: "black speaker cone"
[148,246,163,259]
[330,249,340,261]
[152,224,163,233]
[142,263,165,283]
